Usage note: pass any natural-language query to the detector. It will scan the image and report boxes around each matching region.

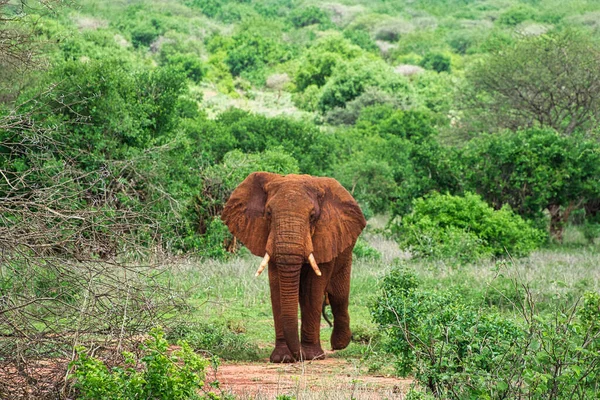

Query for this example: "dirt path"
[210,354,412,399]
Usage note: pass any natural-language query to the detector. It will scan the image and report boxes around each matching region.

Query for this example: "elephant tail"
[322,293,333,328]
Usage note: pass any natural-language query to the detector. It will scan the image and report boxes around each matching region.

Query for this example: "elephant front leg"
[299,263,329,361]
[268,264,295,363]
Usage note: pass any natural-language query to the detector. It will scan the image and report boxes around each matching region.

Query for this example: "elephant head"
[221,172,366,359]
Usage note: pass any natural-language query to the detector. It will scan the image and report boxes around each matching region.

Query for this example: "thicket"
[391,192,544,263]
[71,327,231,399]
[372,267,600,399]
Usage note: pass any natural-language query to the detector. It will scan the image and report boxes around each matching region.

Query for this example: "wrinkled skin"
[222,172,366,363]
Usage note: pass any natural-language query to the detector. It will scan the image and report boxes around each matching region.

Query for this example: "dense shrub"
[372,267,600,399]
[353,236,382,260]
[418,52,451,73]
[343,29,379,53]
[497,5,536,26]
[391,192,544,262]
[71,327,213,400]
[323,87,402,125]
[191,109,336,175]
[294,34,363,91]
[167,53,206,83]
[462,129,600,240]
[318,57,413,112]
[287,6,330,28]
[225,22,290,77]
[47,59,186,162]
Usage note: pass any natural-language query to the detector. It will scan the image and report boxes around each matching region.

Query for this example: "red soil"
[209,354,412,399]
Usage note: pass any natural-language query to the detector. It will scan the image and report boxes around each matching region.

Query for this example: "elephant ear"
[311,177,367,264]
[221,172,279,257]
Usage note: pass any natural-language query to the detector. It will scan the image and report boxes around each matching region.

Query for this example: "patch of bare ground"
[210,355,411,399]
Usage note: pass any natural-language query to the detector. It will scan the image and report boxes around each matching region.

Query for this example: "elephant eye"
[265,208,272,217]
[309,210,316,222]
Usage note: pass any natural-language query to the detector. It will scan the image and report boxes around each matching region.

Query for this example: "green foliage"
[71,327,212,399]
[287,6,330,28]
[330,107,460,214]
[192,109,335,175]
[343,29,379,53]
[372,267,600,398]
[294,33,363,91]
[225,21,290,77]
[391,192,544,262]
[419,52,451,73]
[353,236,382,260]
[47,59,186,161]
[167,53,206,83]
[318,57,413,112]
[497,5,536,26]
[372,267,523,378]
[462,129,600,225]
[324,87,402,125]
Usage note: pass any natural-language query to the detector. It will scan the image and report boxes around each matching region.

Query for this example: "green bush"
[343,29,379,53]
[461,129,600,240]
[287,6,330,28]
[71,327,213,399]
[294,34,363,91]
[318,57,413,112]
[418,52,451,73]
[372,267,600,398]
[371,267,523,378]
[497,5,536,26]
[225,21,289,77]
[391,192,544,263]
[167,53,206,83]
[353,236,382,260]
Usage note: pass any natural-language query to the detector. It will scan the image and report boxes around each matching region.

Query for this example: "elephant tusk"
[256,253,270,277]
[308,253,322,277]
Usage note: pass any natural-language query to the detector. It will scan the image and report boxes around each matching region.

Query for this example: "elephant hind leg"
[328,249,353,350]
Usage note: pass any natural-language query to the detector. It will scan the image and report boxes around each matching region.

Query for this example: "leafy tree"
[287,5,330,28]
[419,52,451,73]
[225,21,289,77]
[461,128,600,241]
[497,5,536,26]
[343,29,379,53]
[46,59,186,163]
[183,109,337,176]
[167,53,206,83]
[331,107,460,214]
[319,57,413,112]
[390,192,545,262]
[462,30,600,135]
[294,33,363,91]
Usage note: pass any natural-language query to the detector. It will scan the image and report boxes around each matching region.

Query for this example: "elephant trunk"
[278,267,302,359]
[273,214,309,360]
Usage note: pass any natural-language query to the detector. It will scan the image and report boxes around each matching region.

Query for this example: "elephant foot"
[331,327,352,350]
[300,342,326,361]
[270,342,295,363]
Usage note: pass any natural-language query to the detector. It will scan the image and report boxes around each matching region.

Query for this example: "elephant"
[221,172,366,363]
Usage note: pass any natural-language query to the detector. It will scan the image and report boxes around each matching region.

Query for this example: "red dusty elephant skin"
[221,172,366,363]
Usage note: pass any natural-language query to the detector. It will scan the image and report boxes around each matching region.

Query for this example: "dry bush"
[0,94,190,399]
